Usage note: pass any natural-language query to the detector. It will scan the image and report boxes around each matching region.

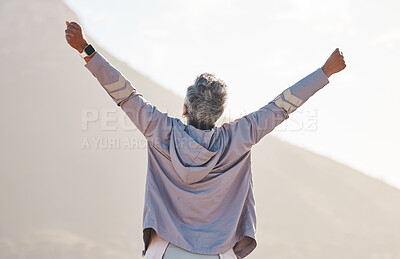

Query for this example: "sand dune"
[0,0,400,258]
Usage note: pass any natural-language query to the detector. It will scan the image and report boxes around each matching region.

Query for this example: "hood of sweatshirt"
[169,119,221,185]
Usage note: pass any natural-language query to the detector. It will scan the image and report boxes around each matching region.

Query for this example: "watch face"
[85,44,95,56]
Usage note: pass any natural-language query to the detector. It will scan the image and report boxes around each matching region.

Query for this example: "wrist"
[77,41,89,53]
[84,51,97,63]
[321,66,332,78]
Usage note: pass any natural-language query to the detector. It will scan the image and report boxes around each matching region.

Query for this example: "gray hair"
[184,73,228,130]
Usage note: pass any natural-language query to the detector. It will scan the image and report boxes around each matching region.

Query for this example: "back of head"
[185,73,228,130]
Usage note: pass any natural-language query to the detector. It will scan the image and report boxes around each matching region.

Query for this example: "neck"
[188,119,214,131]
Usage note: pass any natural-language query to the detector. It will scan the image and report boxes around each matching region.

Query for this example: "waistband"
[145,231,237,259]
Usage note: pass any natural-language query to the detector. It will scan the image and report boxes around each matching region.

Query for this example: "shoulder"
[171,117,185,128]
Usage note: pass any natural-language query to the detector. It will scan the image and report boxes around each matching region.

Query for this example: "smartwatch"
[80,44,96,58]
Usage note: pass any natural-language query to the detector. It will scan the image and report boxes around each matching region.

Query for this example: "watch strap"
[80,50,88,58]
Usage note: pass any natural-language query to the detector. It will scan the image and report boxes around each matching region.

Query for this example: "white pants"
[145,232,237,259]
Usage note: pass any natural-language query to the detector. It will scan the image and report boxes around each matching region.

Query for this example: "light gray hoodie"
[85,52,330,259]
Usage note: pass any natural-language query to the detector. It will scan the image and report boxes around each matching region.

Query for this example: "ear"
[182,104,188,116]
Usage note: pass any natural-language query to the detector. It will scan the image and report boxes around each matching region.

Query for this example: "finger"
[67,26,77,32]
[65,27,75,33]
[67,23,79,30]
[65,35,71,40]
[68,23,80,30]
[65,32,74,37]
[65,28,74,34]
[70,21,81,28]
[66,21,70,26]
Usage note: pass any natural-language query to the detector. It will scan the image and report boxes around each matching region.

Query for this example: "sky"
[64,0,400,188]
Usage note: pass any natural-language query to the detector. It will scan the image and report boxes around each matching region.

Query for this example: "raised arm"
[225,48,346,150]
[65,21,173,145]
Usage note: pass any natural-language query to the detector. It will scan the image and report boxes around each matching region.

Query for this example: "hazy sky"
[64,0,400,188]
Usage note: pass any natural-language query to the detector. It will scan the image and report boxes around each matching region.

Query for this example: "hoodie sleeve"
[224,68,329,150]
[85,52,173,145]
